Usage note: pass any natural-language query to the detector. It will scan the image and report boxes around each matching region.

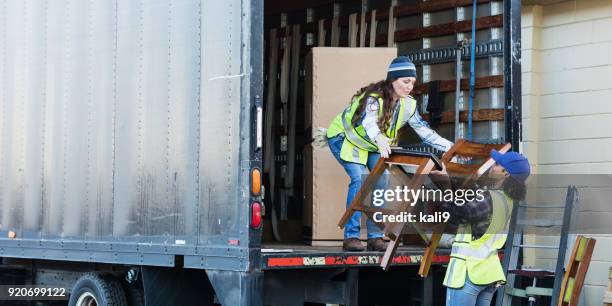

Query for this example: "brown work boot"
[343,238,365,252]
[367,238,388,252]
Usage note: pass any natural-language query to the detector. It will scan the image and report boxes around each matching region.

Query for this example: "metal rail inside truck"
[0,0,522,305]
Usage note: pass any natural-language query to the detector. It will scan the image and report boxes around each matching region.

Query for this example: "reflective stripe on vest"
[340,106,378,152]
[451,233,507,259]
[329,93,416,165]
[443,190,513,288]
[341,93,385,151]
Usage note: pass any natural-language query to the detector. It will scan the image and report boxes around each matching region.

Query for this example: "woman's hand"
[375,134,392,158]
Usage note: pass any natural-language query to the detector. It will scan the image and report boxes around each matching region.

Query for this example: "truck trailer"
[0,0,522,305]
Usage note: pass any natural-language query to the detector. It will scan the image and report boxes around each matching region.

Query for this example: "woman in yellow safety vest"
[324,56,453,252]
[441,150,530,306]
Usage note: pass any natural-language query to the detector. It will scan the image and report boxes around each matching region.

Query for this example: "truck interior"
[260,0,508,253]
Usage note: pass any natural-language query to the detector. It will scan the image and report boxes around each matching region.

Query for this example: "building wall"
[521,1,612,305]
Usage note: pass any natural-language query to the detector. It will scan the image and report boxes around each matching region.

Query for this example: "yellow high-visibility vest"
[443,190,513,288]
[326,93,416,165]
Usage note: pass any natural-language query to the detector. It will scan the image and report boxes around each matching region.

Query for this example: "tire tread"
[69,273,128,306]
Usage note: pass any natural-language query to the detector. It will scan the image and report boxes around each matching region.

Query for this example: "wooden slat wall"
[421,109,504,123]
[281,13,502,39]
[268,1,504,128]
[385,15,503,44]
[412,75,504,95]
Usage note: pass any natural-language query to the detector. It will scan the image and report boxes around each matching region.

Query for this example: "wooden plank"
[275,2,498,35]
[420,108,504,123]
[419,232,442,276]
[567,238,596,306]
[375,15,503,44]
[359,10,367,47]
[331,16,340,46]
[445,163,482,174]
[279,34,291,104]
[348,13,358,47]
[264,29,279,173]
[558,236,597,306]
[455,140,509,158]
[398,14,503,42]
[285,24,301,190]
[412,75,504,95]
[369,10,377,47]
[394,0,493,18]
[558,236,580,306]
[317,19,326,46]
[387,5,395,47]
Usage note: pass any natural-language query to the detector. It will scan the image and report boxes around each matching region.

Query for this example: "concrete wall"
[521,1,612,305]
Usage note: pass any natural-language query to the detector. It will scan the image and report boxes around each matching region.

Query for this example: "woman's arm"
[443,191,492,224]
[406,109,454,151]
[441,191,493,238]
[362,96,383,141]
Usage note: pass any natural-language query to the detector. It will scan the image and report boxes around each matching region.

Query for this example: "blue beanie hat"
[491,150,531,182]
[387,56,417,80]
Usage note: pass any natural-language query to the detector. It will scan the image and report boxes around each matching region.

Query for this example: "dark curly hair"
[502,176,527,201]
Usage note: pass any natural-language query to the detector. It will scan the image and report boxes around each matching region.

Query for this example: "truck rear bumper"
[261,245,451,270]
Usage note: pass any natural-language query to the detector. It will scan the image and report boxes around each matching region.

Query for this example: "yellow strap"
[563,277,575,303]
[575,236,587,261]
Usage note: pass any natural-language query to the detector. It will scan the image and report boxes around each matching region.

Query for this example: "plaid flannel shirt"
[444,190,493,239]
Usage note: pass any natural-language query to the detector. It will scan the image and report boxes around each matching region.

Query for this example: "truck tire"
[68,273,128,306]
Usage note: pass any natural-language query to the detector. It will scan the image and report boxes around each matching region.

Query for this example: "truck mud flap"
[205,269,263,306]
[141,266,214,306]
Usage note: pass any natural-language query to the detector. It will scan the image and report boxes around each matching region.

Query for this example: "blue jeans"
[328,135,387,239]
[446,276,497,306]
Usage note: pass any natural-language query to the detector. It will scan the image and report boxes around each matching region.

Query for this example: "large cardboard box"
[303,47,397,245]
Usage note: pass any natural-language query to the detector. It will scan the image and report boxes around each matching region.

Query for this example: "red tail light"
[251,202,262,229]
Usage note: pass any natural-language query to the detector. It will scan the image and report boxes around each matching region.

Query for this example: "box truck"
[0,0,522,305]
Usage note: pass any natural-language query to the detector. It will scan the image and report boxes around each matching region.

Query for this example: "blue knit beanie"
[386,56,417,80]
[491,150,531,182]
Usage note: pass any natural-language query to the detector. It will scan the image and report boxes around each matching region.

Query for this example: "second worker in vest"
[325,56,454,252]
[441,150,530,306]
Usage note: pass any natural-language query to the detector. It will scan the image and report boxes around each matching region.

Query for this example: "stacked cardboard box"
[303,47,397,245]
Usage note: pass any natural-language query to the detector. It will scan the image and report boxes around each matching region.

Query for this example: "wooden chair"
[603,266,612,306]
[558,235,596,306]
[419,139,511,276]
[337,139,511,271]
[336,149,443,268]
